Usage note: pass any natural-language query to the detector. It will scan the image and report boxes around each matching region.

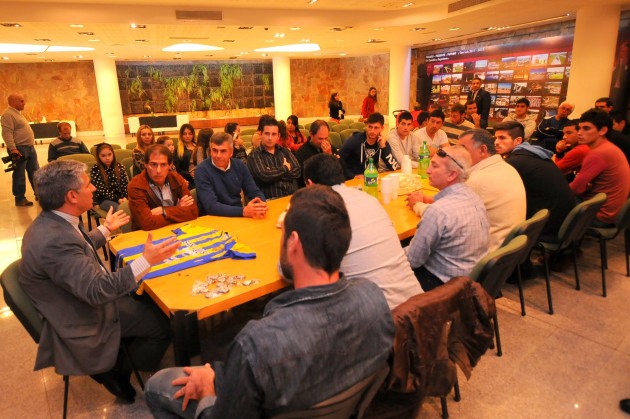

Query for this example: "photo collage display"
[427,48,571,120]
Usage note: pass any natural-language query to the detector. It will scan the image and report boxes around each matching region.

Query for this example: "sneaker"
[15,199,34,207]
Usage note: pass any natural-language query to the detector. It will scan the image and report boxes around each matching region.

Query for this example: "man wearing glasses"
[405,145,489,291]
[128,144,198,231]
[535,101,574,151]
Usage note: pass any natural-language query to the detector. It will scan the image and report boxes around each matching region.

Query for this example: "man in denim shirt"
[145,185,395,418]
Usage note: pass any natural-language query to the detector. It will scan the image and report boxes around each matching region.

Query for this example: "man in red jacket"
[128,144,198,231]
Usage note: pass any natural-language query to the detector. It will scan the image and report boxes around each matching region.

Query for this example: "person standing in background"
[328,92,345,122]
[1,93,39,206]
[225,122,248,162]
[361,87,378,121]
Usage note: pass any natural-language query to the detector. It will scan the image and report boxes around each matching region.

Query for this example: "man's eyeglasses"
[436,147,464,170]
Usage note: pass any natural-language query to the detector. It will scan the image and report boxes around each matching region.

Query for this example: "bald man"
[1,93,39,206]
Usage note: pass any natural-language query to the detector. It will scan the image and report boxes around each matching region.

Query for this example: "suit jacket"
[19,211,138,376]
[128,170,199,231]
[467,89,491,128]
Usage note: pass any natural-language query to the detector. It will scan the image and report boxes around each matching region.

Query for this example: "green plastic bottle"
[418,141,430,179]
[364,158,378,198]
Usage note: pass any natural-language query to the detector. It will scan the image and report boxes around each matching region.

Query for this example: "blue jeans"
[12,145,39,202]
[145,365,223,419]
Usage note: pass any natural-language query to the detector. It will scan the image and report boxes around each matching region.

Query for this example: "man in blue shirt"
[195,132,267,217]
[145,185,394,418]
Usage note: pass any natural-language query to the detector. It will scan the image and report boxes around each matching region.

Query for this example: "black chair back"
[267,365,389,419]
[556,193,607,247]
[471,235,528,298]
[0,259,42,343]
[503,209,550,265]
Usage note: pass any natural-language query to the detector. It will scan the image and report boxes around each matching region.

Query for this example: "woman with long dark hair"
[328,93,345,122]
[90,143,129,212]
[286,115,306,152]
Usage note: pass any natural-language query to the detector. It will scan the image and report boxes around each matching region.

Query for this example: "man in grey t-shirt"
[1,93,39,206]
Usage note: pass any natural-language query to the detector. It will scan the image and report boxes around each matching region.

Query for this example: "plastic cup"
[389,174,400,197]
[381,178,393,204]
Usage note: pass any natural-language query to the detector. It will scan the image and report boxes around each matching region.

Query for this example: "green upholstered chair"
[536,193,607,313]
[470,235,528,356]
[500,209,550,316]
[586,197,630,295]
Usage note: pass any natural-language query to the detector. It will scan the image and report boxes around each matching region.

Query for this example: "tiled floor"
[1,135,629,418]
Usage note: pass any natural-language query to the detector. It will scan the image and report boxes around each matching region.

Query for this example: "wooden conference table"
[109,174,436,364]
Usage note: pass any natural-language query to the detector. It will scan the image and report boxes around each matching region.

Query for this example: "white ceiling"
[0,0,627,63]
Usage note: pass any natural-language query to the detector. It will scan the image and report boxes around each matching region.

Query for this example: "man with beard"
[145,186,395,418]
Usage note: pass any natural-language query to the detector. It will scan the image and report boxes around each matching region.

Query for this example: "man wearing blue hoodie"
[494,121,575,238]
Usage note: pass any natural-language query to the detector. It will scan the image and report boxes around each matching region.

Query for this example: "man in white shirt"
[411,109,449,157]
[458,129,527,252]
[386,111,419,168]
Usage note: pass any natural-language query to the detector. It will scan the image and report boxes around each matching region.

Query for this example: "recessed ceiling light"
[411,27,425,32]
[273,33,285,38]
[432,38,442,41]
[0,23,22,28]
[255,43,320,53]
[44,59,55,62]
[265,40,274,43]
[162,43,224,52]
[223,40,235,43]
[88,39,100,42]
[108,55,116,58]
[130,24,146,29]
[174,52,183,55]
[239,51,248,55]
[299,39,310,43]
[402,2,414,7]
[77,32,94,36]
[204,54,214,57]
[69,24,84,28]
[373,28,384,31]
[339,52,346,56]
[307,0,317,4]
[135,39,148,43]
[34,38,51,42]
[143,55,151,58]
[1,57,9,60]
[173,57,181,60]
[449,27,460,31]
[367,39,385,43]
[73,55,83,59]
[261,53,269,57]
[290,27,301,31]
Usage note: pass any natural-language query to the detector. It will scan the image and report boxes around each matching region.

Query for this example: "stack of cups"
[381,177,393,204]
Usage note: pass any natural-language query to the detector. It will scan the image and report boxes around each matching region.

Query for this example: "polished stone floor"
[0,135,629,418]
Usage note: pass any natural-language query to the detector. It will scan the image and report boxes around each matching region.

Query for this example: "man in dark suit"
[466,77,491,129]
[19,159,181,403]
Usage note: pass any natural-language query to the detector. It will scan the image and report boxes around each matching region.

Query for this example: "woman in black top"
[329,92,345,122]
[175,123,196,188]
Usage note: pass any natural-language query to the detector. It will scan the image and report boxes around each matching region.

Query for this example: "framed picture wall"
[423,36,573,121]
